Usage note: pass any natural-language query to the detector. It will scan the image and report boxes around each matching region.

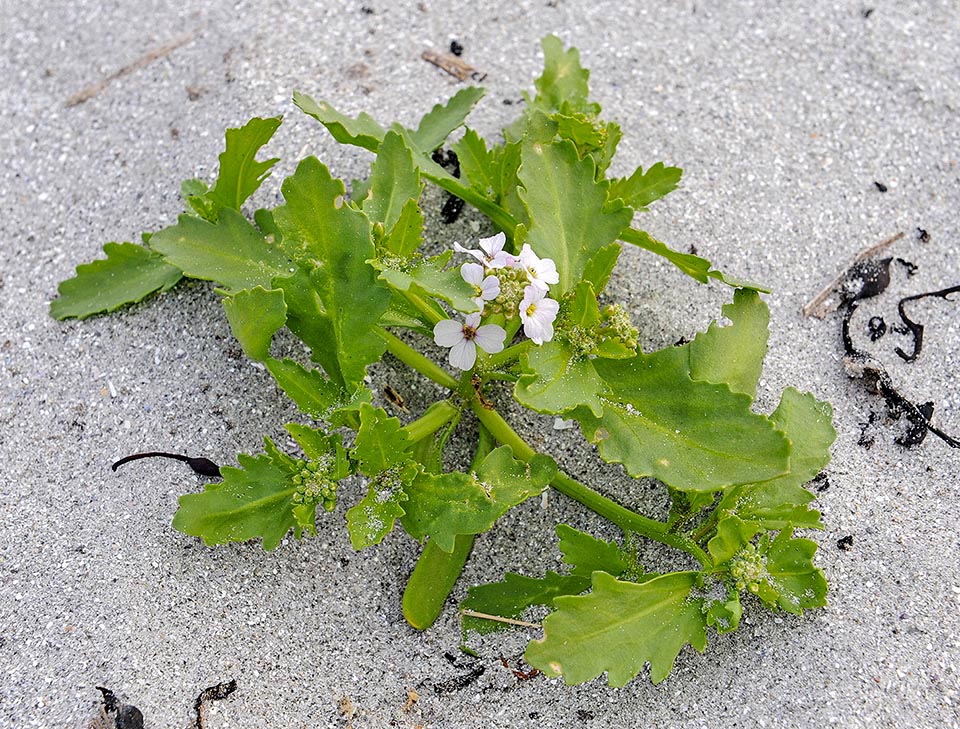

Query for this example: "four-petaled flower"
[454,232,514,269]
[517,243,559,291]
[433,313,506,370]
[460,262,500,311]
[519,285,559,345]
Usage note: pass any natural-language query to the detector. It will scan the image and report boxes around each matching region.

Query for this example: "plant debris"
[66,31,197,107]
[93,687,144,729]
[421,48,486,82]
[806,232,958,449]
[192,679,238,729]
[893,284,960,363]
[837,535,855,551]
[112,451,222,477]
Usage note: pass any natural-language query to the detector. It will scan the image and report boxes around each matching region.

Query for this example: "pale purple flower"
[517,243,559,291]
[519,285,559,345]
[433,313,506,370]
[460,262,500,311]
[453,232,514,269]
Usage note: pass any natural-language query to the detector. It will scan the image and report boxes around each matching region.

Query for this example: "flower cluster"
[433,233,561,370]
[291,456,338,512]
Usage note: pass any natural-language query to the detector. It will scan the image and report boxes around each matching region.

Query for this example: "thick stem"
[401,425,496,631]
[376,327,458,390]
[402,400,461,443]
[486,338,532,370]
[469,400,711,568]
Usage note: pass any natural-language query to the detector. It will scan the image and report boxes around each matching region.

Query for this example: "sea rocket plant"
[51,36,836,687]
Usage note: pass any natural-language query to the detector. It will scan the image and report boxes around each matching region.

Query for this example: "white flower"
[517,243,559,291]
[453,232,514,269]
[519,285,559,345]
[460,262,500,311]
[433,312,506,370]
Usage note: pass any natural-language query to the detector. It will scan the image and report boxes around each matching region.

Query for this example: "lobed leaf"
[50,242,182,320]
[265,358,345,420]
[734,388,835,530]
[206,116,283,215]
[530,35,597,116]
[401,447,557,552]
[621,228,771,293]
[293,92,385,152]
[452,128,497,198]
[514,340,607,417]
[687,288,770,399]
[556,524,629,578]
[374,251,479,315]
[273,157,391,388]
[352,404,413,476]
[346,462,417,550]
[573,346,791,491]
[408,86,485,152]
[222,286,286,362]
[362,131,422,232]
[518,139,633,294]
[758,530,828,614]
[609,162,682,212]
[707,514,761,566]
[462,571,590,635]
[172,439,300,551]
[526,571,707,686]
[150,209,292,292]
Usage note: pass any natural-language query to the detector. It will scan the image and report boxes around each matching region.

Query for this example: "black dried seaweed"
[893,284,960,363]
[111,452,221,477]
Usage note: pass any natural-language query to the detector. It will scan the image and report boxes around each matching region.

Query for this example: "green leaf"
[609,162,682,211]
[703,586,742,634]
[453,128,497,197]
[707,515,761,566]
[207,116,282,215]
[621,228,771,293]
[50,242,182,320]
[556,524,629,578]
[758,530,828,614]
[346,462,416,550]
[273,157,391,387]
[265,358,345,420]
[526,571,707,686]
[735,388,835,530]
[581,243,621,294]
[462,571,590,635]
[352,403,412,476]
[374,250,479,314]
[382,198,425,258]
[172,439,299,551]
[362,131,422,231]
[687,288,769,399]
[293,92,385,152]
[150,210,292,292]
[530,35,598,116]
[408,86,485,152]
[222,286,286,361]
[518,139,633,294]
[401,447,557,552]
[574,346,791,491]
[555,113,604,148]
[514,340,607,417]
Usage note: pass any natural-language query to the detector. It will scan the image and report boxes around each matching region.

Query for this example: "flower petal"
[449,339,477,370]
[464,312,482,330]
[433,319,464,347]
[478,232,506,257]
[474,324,506,354]
[460,262,484,286]
[480,275,501,300]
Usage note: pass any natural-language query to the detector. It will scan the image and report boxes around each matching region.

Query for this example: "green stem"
[401,425,495,631]
[486,339,532,369]
[402,400,461,443]
[469,400,711,568]
[376,327,458,390]
[400,287,445,326]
